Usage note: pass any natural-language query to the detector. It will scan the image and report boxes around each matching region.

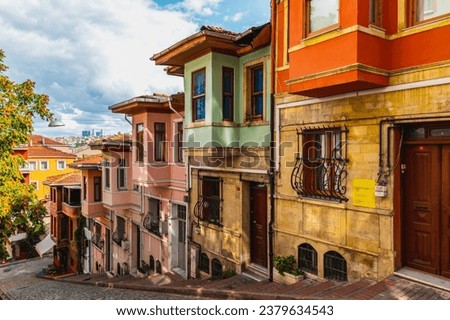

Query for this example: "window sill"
[304,24,340,40]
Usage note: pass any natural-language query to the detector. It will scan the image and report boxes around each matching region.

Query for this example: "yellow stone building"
[272,0,450,282]
[27,137,77,199]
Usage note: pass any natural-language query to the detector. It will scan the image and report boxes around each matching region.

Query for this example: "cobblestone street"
[0,257,196,300]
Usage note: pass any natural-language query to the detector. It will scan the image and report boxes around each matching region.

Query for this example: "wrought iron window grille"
[112,230,125,245]
[324,251,348,281]
[194,176,223,227]
[298,243,318,275]
[291,126,349,202]
[92,233,104,250]
[143,213,160,236]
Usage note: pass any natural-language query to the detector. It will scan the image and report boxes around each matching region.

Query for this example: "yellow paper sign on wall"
[352,179,376,208]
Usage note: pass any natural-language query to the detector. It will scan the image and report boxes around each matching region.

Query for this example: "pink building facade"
[109,94,188,277]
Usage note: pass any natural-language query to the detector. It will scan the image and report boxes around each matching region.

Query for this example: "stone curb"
[0,285,12,300]
[53,277,302,300]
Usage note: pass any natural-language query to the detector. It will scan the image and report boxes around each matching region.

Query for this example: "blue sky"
[0,0,269,137]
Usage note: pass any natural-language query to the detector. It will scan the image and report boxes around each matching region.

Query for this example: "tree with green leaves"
[0,49,53,260]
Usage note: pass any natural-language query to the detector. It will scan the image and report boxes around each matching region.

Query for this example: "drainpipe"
[124,114,132,126]
[268,0,277,282]
[168,97,184,120]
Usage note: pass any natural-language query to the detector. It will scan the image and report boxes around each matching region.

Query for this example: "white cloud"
[224,12,245,22]
[177,0,223,16]
[0,0,197,136]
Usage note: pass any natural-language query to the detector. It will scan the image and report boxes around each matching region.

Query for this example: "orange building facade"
[272,0,450,281]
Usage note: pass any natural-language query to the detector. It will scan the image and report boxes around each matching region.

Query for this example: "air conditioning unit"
[121,239,130,251]
[159,221,168,235]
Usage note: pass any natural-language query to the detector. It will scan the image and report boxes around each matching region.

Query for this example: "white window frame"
[57,160,66,170]
[117,158,127,190]
[173,119,184,164]
[28,161,37,171]
[40,160,49,170]
[30,180,39,190]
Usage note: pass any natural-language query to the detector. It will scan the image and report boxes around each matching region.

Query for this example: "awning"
[8,232,27,243]
[35,234,56,257]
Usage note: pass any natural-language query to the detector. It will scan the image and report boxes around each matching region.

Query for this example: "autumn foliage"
[0,49,53,260]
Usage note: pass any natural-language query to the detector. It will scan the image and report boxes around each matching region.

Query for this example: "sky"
[0,0,270,137]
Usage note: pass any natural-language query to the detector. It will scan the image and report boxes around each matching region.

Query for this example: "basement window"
[200,253,210,274]
[324,251,347,281]
[298,243,318,275]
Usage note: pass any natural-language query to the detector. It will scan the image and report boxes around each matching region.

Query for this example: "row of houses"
[44,1,450,282]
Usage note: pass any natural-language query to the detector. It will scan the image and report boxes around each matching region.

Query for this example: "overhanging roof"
[151,23,271,68]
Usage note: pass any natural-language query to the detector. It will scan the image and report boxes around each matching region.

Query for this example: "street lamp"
[48,118,65,127]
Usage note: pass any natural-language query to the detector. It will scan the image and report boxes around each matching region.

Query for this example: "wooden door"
[441,146,450,277]
[250,183,268,267]
[177,205,187,272]
[403,145,440,274]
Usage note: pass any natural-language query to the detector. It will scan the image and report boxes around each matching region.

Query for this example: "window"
[222,67,234,121]
[298,243,318,275]
[117,158,127,190]
[28,161,37,171]
[57,160,66,170]
[291,127,348,202]
[143,197,161,235]
[154,123,166,162]
[192,69,206,121]
[63,188,81,206]
[195,176,222,226]
[40,161,49,170]
[211,258,223,278]
[94,176,102,202]
[175,121,184,163]
[83,176,87,200]
[248,64,264,120]
[60,215,69,240]
[306,0,339,35]
[177,205,187,243]
[104,159,110,190]
[369,0,383,26]
[69,219,74,242]
[136,123,144,162]
[92,222,103,249]
[200,253,210,274]
[324,251,347,281]
[411,0,450,24]
[113,216,126,244]
[30,181,38,190]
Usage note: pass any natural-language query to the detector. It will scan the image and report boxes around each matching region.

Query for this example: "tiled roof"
[29,134,66,146]
[90,133,132,147]
[43,172,81,186]
[200,25,238,36]
[28,146,77,158]
[69,155,102,167]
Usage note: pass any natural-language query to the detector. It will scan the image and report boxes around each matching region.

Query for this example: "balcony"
[287,31,389,97]
[143,214,160,236]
